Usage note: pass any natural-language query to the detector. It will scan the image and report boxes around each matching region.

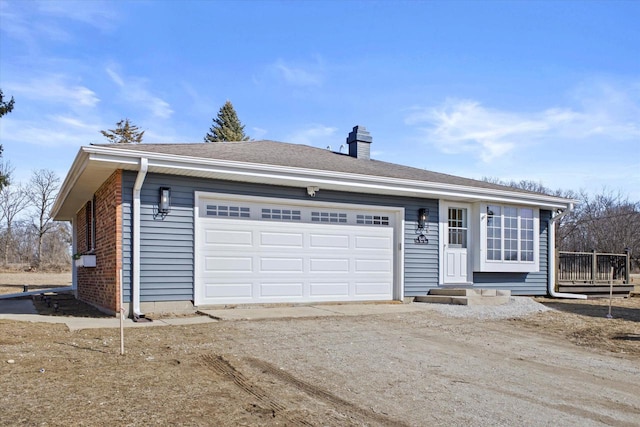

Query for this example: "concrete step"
[454,296,511,306]
[414,295,453,304]
[415,288,511,306]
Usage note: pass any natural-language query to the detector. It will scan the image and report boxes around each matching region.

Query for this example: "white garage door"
[194,194,398,306]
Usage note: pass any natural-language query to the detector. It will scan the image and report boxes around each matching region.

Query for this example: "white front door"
[441,203,471,284]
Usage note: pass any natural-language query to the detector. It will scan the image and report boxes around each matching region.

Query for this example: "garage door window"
[357,214,390,226]
[311,211,348,223]
[206,205,251,218]
[262,208,302,221]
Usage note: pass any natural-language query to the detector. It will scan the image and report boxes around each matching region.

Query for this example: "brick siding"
[75,170,122,314]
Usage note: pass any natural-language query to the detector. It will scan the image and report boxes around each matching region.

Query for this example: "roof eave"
[53,146,575,220]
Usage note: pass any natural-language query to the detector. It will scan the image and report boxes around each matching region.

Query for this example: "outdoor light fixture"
[159,187,171,214]
[487,206,494,216]
[418,208,428,229]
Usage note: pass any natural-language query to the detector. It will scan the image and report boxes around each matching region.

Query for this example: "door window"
[448,208,467,248]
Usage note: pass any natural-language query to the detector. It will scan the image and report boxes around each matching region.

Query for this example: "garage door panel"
[204,256,252,272]
[309,233,350,248]
[205,283,253,298]
[355,259,392,272]
[260,257,304,272]
[355,235,392,250]
[260,232,304,247]
[196,201,396,305]
[310,258,349,272]
[355,282,392,295]
[205,229,253,246]
[260,283,304,297]
[310,282,350,296]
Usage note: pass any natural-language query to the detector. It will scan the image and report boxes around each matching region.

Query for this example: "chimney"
[346,125,372,160]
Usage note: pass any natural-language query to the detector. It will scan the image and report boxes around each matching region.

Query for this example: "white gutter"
[548,203,587,299]
[132,157,148,320]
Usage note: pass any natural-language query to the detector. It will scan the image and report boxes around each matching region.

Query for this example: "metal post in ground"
[120,307,125,355]
[606,266,614,319]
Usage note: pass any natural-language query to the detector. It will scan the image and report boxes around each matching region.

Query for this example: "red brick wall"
[75,170,122,314]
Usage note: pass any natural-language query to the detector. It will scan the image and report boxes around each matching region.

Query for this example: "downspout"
[71,218,77,297]
[132,157,149,320]
[548,203,587,299]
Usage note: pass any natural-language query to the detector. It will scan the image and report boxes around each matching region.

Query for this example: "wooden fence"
[557,250,630,285]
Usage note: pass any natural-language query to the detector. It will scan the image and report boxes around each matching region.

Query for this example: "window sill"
[477,261,539,273]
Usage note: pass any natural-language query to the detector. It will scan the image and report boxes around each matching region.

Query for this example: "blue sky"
[1,0,639,200]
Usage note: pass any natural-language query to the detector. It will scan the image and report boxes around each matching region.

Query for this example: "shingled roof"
[94,140,539,196]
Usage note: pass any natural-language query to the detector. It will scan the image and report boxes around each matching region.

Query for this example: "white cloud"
[287,124,338,147]
[6,75,100,109]
[406,82,640,163]
[251,127,268,140]
[1,116,101,147]
[262,56,325,87]
[0,0,117,47]
[105,67,173,119]
[36,0,118,31]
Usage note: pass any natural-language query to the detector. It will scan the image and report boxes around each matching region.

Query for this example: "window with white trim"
[481,204,539,272]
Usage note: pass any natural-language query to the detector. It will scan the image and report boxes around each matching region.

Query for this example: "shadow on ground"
[32,292,111,318]
[538,299,640,323]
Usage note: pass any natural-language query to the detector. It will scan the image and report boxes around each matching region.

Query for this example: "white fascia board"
[51,148,90,220]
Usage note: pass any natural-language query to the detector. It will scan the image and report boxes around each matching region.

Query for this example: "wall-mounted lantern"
[159,187,171,214]
[418,208,429,229]
[415,208,429,244]
[487,206,494,216]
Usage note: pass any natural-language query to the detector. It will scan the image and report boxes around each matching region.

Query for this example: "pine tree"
[100,118,144,144]
[0,89,16,190]
[204,100,250,142]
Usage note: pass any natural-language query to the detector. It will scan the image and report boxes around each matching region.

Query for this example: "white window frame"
[478,203,539,273]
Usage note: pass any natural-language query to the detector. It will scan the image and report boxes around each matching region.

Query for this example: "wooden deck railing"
[557,250,630,285]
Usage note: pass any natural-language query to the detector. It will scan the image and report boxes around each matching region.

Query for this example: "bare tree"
[0,183,30,265]
[28,169,60,267]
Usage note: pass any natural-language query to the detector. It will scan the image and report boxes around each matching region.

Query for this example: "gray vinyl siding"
[121,171,440,303]
[121,170,550,302]
[472,209,551,295]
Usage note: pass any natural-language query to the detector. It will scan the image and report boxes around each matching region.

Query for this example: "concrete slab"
[312,303,425,316]
[0,298,37,315]
[199,303,423,320]
[199,306,336,320]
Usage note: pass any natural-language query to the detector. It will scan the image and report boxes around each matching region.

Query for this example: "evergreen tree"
[204,100,250,142]
[0,89,15,118]
[0,89,16,190]
[100,118,144,144]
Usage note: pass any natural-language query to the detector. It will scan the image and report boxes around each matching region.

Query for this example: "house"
[52,126,575,317]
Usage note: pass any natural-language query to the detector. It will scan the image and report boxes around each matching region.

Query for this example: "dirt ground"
[1,294,639,426]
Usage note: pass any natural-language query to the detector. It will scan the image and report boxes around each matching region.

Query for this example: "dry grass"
[0,271,71,295]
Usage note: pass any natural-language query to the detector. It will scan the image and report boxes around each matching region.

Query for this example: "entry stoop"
[414,288,511,306]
